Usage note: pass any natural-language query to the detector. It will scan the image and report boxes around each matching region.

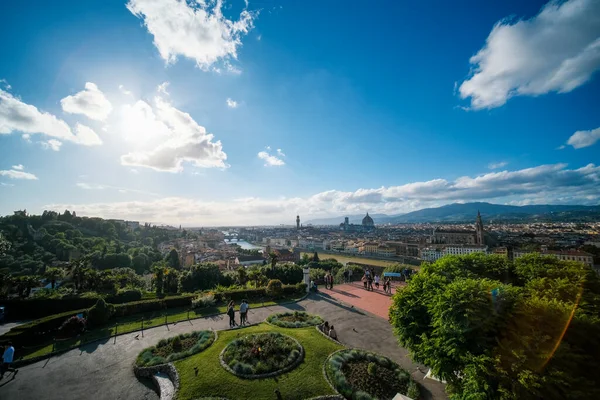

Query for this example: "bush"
[295,282,307,293]
[86,298,114,328]
[191,293,216,309]
[58,316,86,338]
[105,288,142,304]
[266,279,283,298]
[407,380,420,399]
[367,362,377,376]
[310,268,327,283]
[136,330,215,367]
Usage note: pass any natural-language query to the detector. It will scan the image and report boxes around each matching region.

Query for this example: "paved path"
[0,294,446,400]
[323,282,404,319]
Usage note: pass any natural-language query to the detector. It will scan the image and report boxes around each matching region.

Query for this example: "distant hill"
[305,202,600,225]
[305,213,394,225]
[384,202,600,223]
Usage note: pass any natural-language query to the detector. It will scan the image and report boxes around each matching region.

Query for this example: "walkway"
[323,281,404,319]
[0,293,446,400]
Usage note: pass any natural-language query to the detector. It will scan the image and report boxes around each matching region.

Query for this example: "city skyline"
[1,0,599,226]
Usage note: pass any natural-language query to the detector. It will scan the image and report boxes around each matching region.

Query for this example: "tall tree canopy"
[389,253,600,400]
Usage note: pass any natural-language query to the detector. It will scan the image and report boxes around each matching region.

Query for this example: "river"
[224,239,262,250]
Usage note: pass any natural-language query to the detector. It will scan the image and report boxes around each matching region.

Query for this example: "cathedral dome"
[362,212,374,226]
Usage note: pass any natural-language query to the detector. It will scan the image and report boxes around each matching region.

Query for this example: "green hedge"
[0,297,99,320]
[1,284,305,346]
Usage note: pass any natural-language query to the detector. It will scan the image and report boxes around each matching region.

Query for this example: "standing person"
[362,274,368,289]
[227,301,237,328]
[385,277,392,294]
[367,274,373,291]
[348,268,353,282]
[239,299,249,326]
[343,269,349,283]
[328,325,338,340]
[329,272,334,289]
[374,274,380,290]
[0,342,17,380]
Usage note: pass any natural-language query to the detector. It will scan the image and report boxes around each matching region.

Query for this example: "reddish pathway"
[321,281,405,319]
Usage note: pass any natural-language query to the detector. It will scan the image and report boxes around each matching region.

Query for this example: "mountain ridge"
[304,202,600,225]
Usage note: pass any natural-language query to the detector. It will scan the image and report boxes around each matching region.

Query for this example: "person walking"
[239,299,249,326]
[374,274,380,290]
[348,268,353,282]
[328,325,338,340]
[343,269,349,283]
[367,274,373,291]
[0,342,17,380]
[329,272,334,289]
[227,301,237,328]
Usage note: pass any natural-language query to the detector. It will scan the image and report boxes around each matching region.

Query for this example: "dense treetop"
[390,253,600,399]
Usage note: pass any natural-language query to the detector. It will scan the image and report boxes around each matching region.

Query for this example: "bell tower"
[296,215,300,229]
[475,210,485,245]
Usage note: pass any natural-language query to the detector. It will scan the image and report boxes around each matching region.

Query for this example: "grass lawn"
[175,324,343,400]
[20,295,301,361]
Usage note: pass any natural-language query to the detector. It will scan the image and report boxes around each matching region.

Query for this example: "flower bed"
[266,311,324,328]
[325,349,419,400]
[136,330,215,367]
[220,332,304,378]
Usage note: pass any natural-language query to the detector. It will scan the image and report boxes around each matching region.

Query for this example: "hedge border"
[265,311,324,328]
[10,292,308,368]
[324,349,415,400]
[219,332,305,379]
[135,330,216,367]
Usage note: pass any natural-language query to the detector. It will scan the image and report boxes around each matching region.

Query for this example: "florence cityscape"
[0,0,599,399]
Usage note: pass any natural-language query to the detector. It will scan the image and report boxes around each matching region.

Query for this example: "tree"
[269,252,278,271]
[312,251,319,262]
[16,275,40,298]
[166,248,180,269]
[152,264,165,295]
[389,253,600,400]
[44,267,64,289]
[236,266,247,285]
[178,263,222,292]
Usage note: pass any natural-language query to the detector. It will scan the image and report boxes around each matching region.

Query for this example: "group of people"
[226,299,250,328]
[361,269,393,294]
[319,321,338,340]
[323,272,335,289]
[342,268,353,283]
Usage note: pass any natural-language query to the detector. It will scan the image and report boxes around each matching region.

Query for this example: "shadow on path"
[281,302,305,311]
[78,336,110,355]
[313,292,366,316]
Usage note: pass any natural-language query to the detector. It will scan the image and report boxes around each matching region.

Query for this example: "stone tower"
[475,210,485,245]
[296,215,300,229]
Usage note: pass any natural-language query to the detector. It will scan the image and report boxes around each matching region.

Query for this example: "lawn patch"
[136,330,215,367]
[267,311,324,328]
[175,324,343,400]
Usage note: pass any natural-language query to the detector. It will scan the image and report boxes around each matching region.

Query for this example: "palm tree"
[44,267,64,289]
[269,252,279,272]
[17,275,41,298]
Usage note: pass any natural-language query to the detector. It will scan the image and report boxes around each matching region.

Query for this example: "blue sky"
[1,0,599,225]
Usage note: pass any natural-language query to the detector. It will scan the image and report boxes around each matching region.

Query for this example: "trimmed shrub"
[295,282,307,293]
[191,293,216,309]
[57,316,86,338]
[136,330,215,367]
[221,332,303,376]
[87,299,114,328]
[407,381,420,399]
[266,279,283,298]
[0,296,100,320]
[325,350,415,400]
[105,288,142,304]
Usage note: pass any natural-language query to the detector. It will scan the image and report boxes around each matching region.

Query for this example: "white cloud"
[488,161,508,170]
[1,88,74,140]
[0,79,10,90]
[41,139,63,151]
[459,0,600,109]
[258,148,285,166]
[76,182,105,190]
[45,162,600,225]
[1,87,103,147]
[119,85,133,96]
[566,126,600,149]
[73,123,102,146]
[60,82,113,121]
[77,182,158,196]
[226,98,238,108]
[157,82,170,96]
[126,0,257,71]
[119,93,228,172]
[0,165,38,180]
[0,182,14,187]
